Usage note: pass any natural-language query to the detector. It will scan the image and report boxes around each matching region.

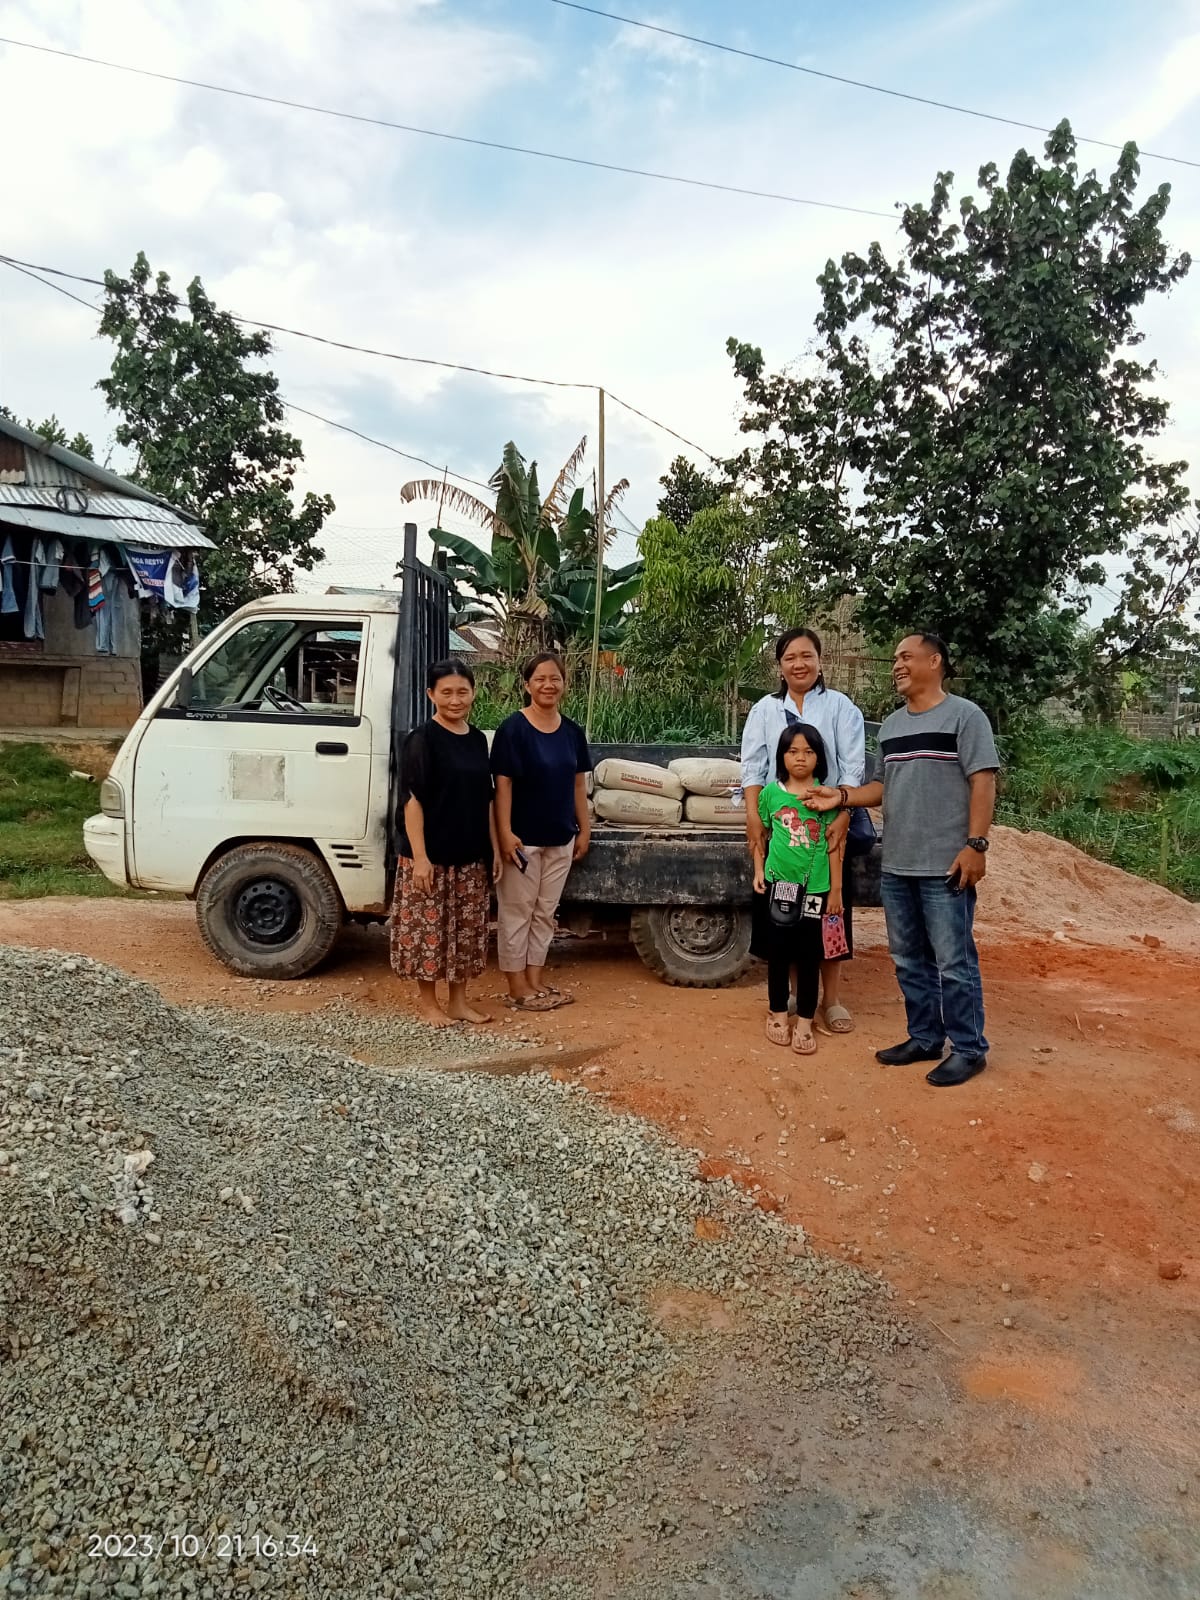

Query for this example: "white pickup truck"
[85,530,880,985]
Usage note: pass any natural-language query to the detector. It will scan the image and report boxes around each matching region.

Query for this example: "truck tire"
[196,843,343,980]
[629,904,754,988]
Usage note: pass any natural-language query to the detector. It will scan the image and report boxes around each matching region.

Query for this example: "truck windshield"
[189,619,363,713]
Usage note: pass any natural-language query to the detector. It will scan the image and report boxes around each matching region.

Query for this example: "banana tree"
[399,440,639,660]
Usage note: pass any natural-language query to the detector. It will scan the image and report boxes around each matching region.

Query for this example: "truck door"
[130,613,373,892]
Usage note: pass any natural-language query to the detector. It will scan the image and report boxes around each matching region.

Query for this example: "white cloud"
[3,0,1200,606]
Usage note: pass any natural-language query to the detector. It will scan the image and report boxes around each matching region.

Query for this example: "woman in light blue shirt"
[742,627,866,1033]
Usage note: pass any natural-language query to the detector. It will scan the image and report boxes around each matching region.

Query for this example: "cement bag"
[684,794,746,826]
[593,757,684,801]
[668,757,743,797]
[594,789,683,826]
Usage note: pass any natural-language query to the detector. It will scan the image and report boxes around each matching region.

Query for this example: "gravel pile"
[0,946,901,1599]
[195,997,534,1067]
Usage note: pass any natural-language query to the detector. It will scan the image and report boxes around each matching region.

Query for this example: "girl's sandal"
[791,1022,817,1056]
[765,1014,791,1047]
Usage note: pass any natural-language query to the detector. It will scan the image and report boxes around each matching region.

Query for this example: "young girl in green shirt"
[751,722,847,1054]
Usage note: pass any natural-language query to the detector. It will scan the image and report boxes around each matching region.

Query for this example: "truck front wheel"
[196,843,343,980]
[629,904,754,988]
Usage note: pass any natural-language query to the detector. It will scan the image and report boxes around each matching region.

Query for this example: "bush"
[470,664,727,744]
[998,720,1200,900]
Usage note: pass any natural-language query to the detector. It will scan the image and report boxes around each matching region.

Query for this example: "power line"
[0,251,725,461]
[282,403,494,491]
[0,34,898,218]
[236,316,594,393]
[0,253,104,288]
[605,389,719,462]
[0,256,498,496]
[550,1,1200,172]
[0,256,100,310]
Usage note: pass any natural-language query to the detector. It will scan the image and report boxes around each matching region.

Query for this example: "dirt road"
[3,876,1198,1597]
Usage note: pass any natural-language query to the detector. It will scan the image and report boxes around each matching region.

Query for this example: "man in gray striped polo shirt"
[811,633,999,1087]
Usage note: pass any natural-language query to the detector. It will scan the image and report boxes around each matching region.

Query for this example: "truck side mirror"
[175,666,193,709]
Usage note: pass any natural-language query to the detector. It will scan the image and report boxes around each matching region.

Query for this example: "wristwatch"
[966,836,990,854]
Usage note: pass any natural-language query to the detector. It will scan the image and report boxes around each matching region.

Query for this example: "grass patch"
[0,743,127,899]
[998,720,1200,901]
[472,672,728,744]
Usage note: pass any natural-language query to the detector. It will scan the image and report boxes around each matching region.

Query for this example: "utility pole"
[585,388,605,741]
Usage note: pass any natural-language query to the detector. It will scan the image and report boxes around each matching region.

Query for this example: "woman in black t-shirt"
[391,659,501,1026]
[490,652,593,1010]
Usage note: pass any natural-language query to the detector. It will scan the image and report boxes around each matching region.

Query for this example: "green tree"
[97,252,332,632]
[655,455,721,529]
[1080,515,1200,718]
[628,499,771,736]
[730,122,1196,724]
[399,440,639,662]
[0,406,95,460]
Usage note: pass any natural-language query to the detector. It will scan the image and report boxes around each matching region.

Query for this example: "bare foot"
[446,1003,494,1024]
[416,1001,451,1028]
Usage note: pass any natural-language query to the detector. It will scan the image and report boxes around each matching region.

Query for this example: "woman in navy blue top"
[491,652,592,1010]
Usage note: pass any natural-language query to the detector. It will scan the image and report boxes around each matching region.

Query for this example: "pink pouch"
[822,913,849,960]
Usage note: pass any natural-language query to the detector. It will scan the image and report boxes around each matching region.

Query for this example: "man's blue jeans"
[880,872,989,1059]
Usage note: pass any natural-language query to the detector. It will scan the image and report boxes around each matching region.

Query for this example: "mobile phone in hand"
[515,848,529,874]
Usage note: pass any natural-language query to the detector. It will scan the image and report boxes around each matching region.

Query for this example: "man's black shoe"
[926,1053,987,1087]
[875,1038,945,1066]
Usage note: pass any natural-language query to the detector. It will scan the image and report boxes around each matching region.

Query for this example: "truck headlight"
[99,778,124,819]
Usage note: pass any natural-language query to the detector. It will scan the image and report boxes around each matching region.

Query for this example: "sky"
[2,0,1200,597]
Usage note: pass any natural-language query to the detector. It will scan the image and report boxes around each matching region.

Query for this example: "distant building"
[453,622,501,662]
[0,417,214,730]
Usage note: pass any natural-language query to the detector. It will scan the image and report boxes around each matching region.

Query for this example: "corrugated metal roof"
[0,502,215,550]
[0,484,197,523]
[21,451,87,489]
[0,414,198,516]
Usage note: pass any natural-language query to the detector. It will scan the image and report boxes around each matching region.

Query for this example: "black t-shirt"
[490,712,593,847]
[398,720,493,867]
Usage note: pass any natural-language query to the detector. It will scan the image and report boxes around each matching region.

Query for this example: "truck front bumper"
[83,814,129,889]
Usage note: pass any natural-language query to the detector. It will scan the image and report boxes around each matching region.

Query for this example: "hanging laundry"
[125,546,201,611]
[125,547,170,601]
[165,551,200,611]
[93,547,117,655]
[24,539,46,641]
[0,533,18,615]
[39,539,64,594]
[59,543,93,629]
[1,532,32,630]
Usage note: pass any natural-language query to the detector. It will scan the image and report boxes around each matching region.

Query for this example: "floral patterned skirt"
[389,859,490,983]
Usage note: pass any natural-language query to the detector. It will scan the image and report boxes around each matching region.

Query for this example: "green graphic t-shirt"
[759,782,833,893]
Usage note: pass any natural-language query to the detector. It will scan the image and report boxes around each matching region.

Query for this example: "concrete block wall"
[0,666,64,726]
[0,659,142,729]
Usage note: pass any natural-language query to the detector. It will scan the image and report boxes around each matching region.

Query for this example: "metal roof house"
[0,416,215,732]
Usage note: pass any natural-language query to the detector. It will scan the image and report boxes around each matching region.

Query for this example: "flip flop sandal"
[818,1004,855,1035]
[765,1014,792,1046]
[791,1022,817,1056]
[510,992,567,1012]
